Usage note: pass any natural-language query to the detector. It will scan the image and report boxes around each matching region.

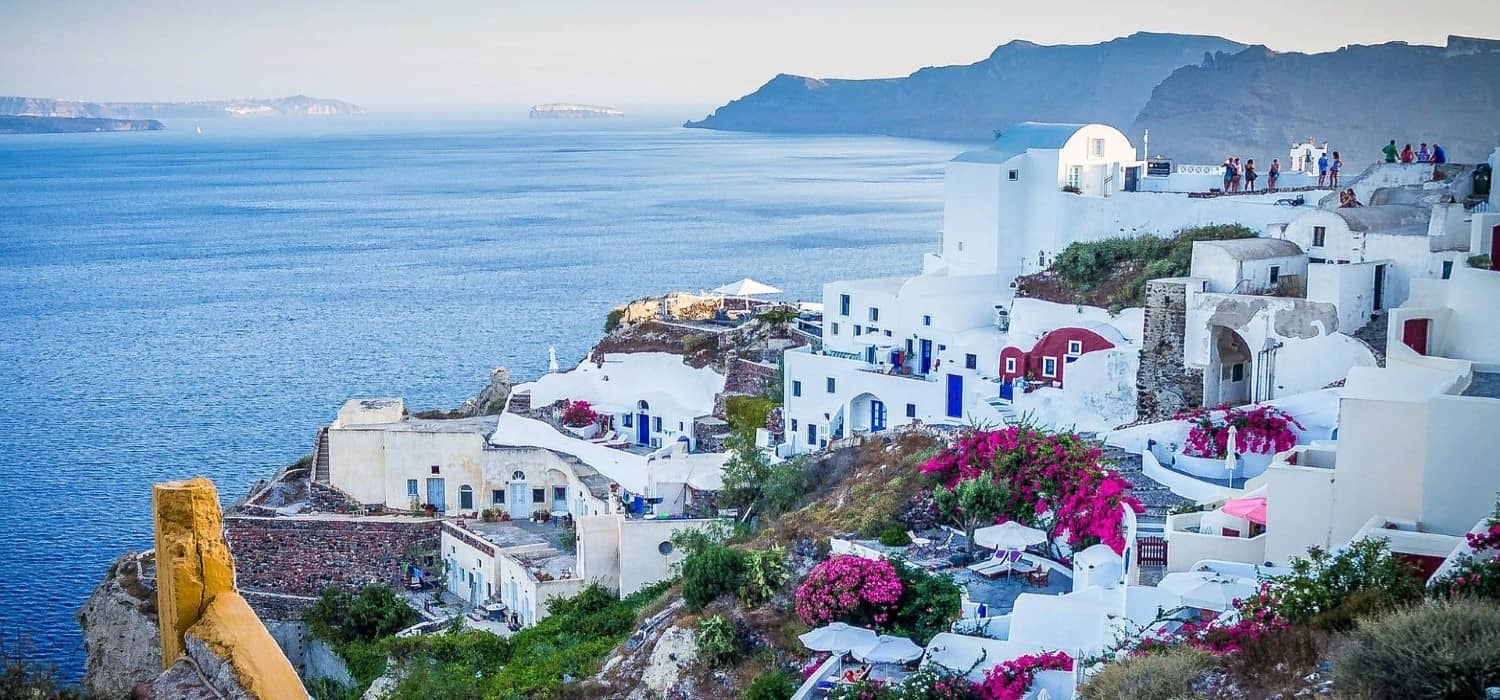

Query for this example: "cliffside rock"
[630,625,699,700]
[77,552,162,697]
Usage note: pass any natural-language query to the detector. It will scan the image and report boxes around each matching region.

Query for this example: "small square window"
[1008,169,1019,181]
[1042,357,1058,378]
[554,486,566,501]
[854,325,863,337]
[792,380,802,397]
[839,294,851,316]
[1091,138,1105,157]
[905,403,916,418]
[622,414,633,427]
[430,465,440,475]
[652,416,662,432]
[1005,357,1017,373]
[1067,340,1083,356]
[790,419,799,431]
[491,489,504,505]
[407,479,419,497]
[922,315,932,326]
[1312,226,1326,247]
[868,307,879,322]
[826,377,836,393]
[883,330,892,337]
[965,354,977,370]
[532,488,545,503]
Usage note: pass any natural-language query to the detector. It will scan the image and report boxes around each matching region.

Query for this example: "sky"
[3,0,1497,115]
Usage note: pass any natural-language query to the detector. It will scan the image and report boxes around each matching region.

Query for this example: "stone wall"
[722,357,778,396]
[1136,278,1204,421]
[224,516,440,603]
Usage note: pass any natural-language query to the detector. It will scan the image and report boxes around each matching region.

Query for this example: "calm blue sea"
[0,116,956,679]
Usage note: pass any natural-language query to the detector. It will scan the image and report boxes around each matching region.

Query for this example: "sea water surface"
[0,116,957,679]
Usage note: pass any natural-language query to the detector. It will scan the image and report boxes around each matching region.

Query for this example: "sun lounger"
[590,430,619,444]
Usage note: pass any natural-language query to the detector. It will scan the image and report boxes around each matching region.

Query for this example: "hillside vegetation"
[1016,224,1256,309]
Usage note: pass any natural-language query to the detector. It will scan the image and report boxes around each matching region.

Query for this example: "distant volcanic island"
[529,103,624,119]
[0,94,363,134]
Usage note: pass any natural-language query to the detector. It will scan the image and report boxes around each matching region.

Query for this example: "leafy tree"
[1267,538,1423,627]
[933,476,1010,559]
[762,457,813,516]
[681,544,747,608]
[720,429,772,512]
[887,560,963,645]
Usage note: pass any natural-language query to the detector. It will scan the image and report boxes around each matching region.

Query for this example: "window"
[1005,357,1017,373]
[621,413,633,427]
[1042,356,1058,378]
[658,541,674,555]
[1312,226,1326,247]
[830,322,840,336]
[790,419,799,431]
[1067,340,1083,356]
[905,403,916,418]
[407,479,419,497]
[883,330,892,337]
[1067,165,1082,189]
[491,489,504,505]
[1232,363,1245,382]
[1269,265,1281,284]
[532,488,545,504]
[1090,138,1105,157]
[965,353,977,370]
[1008,169,1019,181]
[637,399,649,410]
[459,485,474,510]
[922,315,932,326]
[511,470,526,481]
[826,377,836,393]
[792,380,802,397]
[1442,260,1454,279]
[430,465,440,474]
[652,416,662,432]
[807,424,817,445]
[839,294,851,316]
[678,421,684,431]
[853,325,863,337]
[553,486,566,502]
[957,241,964,252]
[868,307,879,322]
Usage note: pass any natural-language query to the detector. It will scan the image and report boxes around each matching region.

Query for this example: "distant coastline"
[530,103,623,119]
[0,115,165,135]
[0,94,363,121]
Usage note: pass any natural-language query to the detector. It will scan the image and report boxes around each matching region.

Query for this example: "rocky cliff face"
[76,552,162,697]
[1131,36,1500,163]
[686,32,1246,141]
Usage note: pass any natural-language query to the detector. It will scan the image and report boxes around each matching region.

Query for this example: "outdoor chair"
[590,430,618,444]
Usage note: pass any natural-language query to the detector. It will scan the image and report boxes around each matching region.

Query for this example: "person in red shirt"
[1400,143,1415,163]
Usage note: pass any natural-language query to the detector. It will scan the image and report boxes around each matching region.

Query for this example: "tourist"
[1339,189,1363,208]
[1329,151,1343,187]
[1244,159,1257,192]
[1229,158,1241,192]
[1222,156,1233,192]
[1432,143,1447,164]
[1400,143,1415,163]
[1267,158,1281,191]
[1417,143,1430,163]
[1383,139,1398,163]
[1317,151,1329,188]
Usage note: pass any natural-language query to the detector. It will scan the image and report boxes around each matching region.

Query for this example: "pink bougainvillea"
[794,555,903,626]
[560,400,600,427]
[976,650,1072,700]
[1175,404,1303,458]
[1125,584,1287,657]
[919,426,1142,555]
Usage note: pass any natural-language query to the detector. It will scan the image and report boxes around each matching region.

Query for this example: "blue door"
[870,400,886,432]
[946,374,963,418]
[636,413,650,445]
[919,339,933,374]
[426,478,446,511]
[999,380,1014,401]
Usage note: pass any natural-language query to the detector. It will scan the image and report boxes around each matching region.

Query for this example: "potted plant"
[560,400,601,438]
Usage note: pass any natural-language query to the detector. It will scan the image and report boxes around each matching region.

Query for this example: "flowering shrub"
[1121,584,1287,657]
[830,664,980,700]
[1175,405,1303,458]
[977,650,1072,700]
[559,400,600,427]
[1430,499,1500,601]
[794,555,903,626]
[919,426,1141,554]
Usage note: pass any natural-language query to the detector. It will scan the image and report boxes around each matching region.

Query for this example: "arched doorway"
[635,400,651,446]
[849,393,887,434]
[508,469,529,518]
[1206,327,1253,407]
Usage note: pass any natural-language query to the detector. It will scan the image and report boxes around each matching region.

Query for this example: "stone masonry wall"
[224,516,440,605]
[1136,279,1204,421]
[722,357,777,396]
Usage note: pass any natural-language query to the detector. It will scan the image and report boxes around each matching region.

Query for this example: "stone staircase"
[1351,310,1389,367]
[985,398,1019,425]
[507,390,532,414]
[313,426,330,483]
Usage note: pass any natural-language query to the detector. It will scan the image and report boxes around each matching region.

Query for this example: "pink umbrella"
[1221,496,1268,525]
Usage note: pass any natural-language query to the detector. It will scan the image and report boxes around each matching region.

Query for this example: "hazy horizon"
[4,0,1499,114]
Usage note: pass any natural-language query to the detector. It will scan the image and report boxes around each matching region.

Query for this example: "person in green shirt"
[1383,139,1398,163]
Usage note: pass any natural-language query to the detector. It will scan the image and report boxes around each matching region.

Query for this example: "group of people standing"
[1383,140,1447,165]
[1220,156,1284,193]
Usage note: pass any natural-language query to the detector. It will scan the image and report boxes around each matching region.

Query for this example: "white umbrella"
[973,521,1047,551]
[1157,571,1256,612]
[709,278,782,297]
[798,622,878,652]
[1224,424,1239,487]
[851,634,924,663]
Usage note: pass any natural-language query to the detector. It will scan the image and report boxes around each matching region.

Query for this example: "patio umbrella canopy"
[798,622,878,652]
[709,277,782,296]
[973,521,1047,551]
[851,634,924,663]
[1157,571,1256,612]
[1221,496,1268,525]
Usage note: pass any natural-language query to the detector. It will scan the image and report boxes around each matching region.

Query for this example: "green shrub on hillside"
[1334,598,1500,699]
[738,546,791,605]
[887,560,962,645]
[1050,223,1257,302]
[1267,538,1422,628]
[743,668,799,700]
[726,394,778,433]
[604,308,625,333]
[1078,646,1216,700]
[694,614,743,668]
[682,544,747,608]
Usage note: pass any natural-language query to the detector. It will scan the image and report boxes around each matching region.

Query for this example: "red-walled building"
[998,322,1125,388]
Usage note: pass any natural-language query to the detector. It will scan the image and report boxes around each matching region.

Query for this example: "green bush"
[1049,224,1256,301]
[762,458,814,515]
[878,525,912,547]
[1334,599,1500,699]
[738,546,791,605]
[1267,538,1422,627]
[604,308,624,332]
[305,584,419,646]
[1468,254,1493,269]
[887,560,962,644]
[681,544,747,608]
[743,668,799,700]
[694,614,742,668]
[1078,646,1216,700]
[725,394,778,434]
[305,677,362,700]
